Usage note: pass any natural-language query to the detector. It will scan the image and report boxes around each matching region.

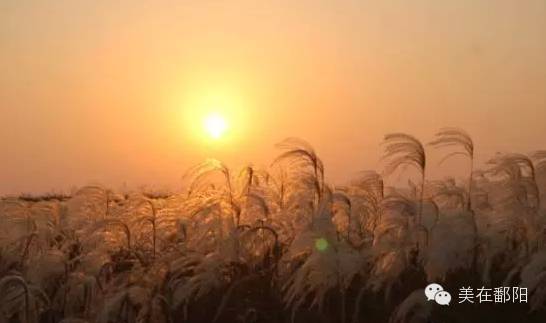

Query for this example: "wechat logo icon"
[425,283,451,306]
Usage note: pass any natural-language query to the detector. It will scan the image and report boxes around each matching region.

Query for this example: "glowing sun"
[203,113,228,139]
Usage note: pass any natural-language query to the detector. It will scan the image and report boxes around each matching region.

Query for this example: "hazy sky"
[1,0,545,194]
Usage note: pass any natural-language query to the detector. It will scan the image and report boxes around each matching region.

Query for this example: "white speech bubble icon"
[434,291,451,306]
[424,283,444,301]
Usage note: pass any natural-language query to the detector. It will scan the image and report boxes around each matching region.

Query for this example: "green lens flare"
[315,238,329,251]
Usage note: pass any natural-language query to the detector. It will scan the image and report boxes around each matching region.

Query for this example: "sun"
[203,113,228,139]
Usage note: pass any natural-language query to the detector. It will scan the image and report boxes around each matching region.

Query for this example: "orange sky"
[1,1,545,194]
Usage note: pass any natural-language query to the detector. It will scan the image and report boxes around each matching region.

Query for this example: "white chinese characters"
[425,284,528,306]
[458,286,528,304]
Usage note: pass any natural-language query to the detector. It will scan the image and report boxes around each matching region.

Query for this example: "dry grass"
[1,129,546,323]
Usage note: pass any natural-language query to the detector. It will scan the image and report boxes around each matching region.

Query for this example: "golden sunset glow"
[203,113,228,139]
[0,1,545,194]
[2,3,546,322]
[176,83,251,149]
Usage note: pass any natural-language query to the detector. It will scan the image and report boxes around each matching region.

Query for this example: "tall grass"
[1,128,546,323]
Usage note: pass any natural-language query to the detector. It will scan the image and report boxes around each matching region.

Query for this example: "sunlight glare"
[204,113,228,139]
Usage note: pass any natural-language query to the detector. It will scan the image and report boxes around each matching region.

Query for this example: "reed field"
[2,128,546,323]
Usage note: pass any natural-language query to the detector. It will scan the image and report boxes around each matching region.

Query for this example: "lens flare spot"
[315,238,329,252]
